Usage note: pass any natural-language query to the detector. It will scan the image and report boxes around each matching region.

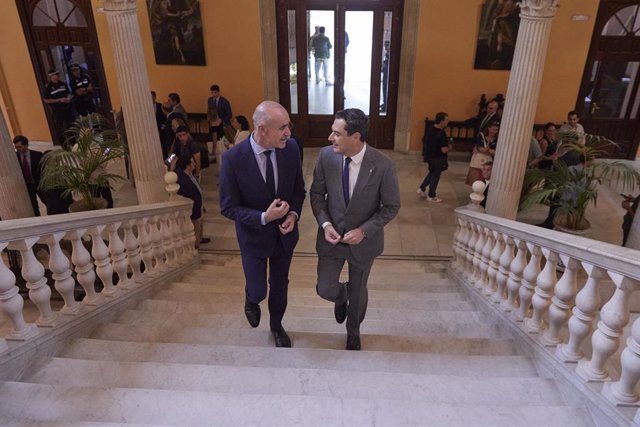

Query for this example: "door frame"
[576,0,640,159]
[15,0,112,140]
[260,0,419,152]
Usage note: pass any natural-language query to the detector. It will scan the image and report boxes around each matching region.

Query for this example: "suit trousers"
[316,244,374,337]
[241,238,293,329]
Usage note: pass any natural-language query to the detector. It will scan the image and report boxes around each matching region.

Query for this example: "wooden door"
[276,0,403,148]
[576,1,640,159]
[15,0,112,142]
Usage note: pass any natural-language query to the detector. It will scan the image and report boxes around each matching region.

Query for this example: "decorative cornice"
[519,0,559,20]
[100,0,137,13]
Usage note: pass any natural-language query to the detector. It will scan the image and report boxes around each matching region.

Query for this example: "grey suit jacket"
[310,145,400,263]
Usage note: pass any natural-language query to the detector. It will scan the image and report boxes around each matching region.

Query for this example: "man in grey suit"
[310,108,400,351]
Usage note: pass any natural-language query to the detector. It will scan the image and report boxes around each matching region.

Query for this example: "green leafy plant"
[39,113,127,211]
[520,131,640,231]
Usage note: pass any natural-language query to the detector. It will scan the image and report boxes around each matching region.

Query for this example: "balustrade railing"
[0,200,196,354]
[452,207,640,419]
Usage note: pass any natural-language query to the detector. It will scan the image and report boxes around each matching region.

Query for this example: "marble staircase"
[0,254,594,426]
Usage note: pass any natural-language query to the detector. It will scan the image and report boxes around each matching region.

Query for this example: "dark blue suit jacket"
[207,96,233,125]
[220,138,305,257]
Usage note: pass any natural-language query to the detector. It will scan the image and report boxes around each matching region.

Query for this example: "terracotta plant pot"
[68,197,108,213]
[553,217,591,236]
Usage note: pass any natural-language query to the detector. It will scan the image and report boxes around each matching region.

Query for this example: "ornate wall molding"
[519,0,560,20]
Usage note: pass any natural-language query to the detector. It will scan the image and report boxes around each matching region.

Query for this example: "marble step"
[170,280,459,297]
[91,323,517,356]
[115,309,501,339]
[59,338,538,377]
[151,289,466,310]
[133,298,486,323]
[136,297,478,316]
[23,357,563,406]
[0,381,593,426]
[180,275,455,292]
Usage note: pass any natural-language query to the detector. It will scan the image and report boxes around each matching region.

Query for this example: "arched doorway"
[15,0,111,144]
[576,1,640,159]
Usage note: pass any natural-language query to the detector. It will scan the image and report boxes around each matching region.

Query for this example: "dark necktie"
[342,157,352,206]
[264,150,276,197]
[21,154,33,184]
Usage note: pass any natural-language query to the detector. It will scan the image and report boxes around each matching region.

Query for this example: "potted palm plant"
[39,113,127,212]
[520,131,640,233]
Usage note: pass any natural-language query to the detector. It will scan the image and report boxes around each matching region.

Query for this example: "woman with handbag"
[465,122,499,185]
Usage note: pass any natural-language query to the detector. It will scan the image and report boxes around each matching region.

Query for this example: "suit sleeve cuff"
[322,221,332,230]
[261,212,267,226]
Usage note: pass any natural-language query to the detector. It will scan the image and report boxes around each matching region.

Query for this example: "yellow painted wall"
[92,0,265,123]
[409,0,599,150]
[0,0,600,151]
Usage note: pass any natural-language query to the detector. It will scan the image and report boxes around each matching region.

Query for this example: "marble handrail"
[452,207,640,411]
[0,200,196,353]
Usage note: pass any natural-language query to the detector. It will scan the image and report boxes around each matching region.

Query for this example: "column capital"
[101,0,137,13]
[520,0,559,19]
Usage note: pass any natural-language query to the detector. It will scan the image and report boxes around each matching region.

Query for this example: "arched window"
[601,5,640,36]
[32,0,87,28]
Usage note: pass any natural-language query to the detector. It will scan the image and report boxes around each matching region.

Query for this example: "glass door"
[276,0,403,149]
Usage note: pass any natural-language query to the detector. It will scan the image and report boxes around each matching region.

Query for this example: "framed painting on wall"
[473,0,521,70]
[147,0,206,66]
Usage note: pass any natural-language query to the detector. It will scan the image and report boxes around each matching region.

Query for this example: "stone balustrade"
[0,200,197,355]
[451,207,640,420]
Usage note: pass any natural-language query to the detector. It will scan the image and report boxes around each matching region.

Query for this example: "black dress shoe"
[334,300,347,324]
[271,326,292,348]
[244,301,260,328]
[346,335,361,351]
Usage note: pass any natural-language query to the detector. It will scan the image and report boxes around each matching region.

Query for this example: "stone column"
[626,212,640,250]
[0,109,34,219]
[485,0,559,219]
[100,0,166,204]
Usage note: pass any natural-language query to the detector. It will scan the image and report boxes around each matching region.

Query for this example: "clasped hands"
[265,198,296,235]
[324,224,365,245]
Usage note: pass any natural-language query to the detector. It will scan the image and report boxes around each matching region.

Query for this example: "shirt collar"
[346,143,367,165]
[250,133,273,156]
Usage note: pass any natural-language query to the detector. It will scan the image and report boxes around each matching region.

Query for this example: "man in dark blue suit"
[219,101,305,348]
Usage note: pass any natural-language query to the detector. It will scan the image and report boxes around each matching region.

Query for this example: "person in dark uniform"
[43,69,75,146]
[69,63,96,117]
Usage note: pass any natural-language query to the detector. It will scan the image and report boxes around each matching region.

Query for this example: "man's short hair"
[168,93,181,104]
[335,108,369,142]
[210,84,220,92]
[12,135,28,145]
[544,122,556,131]
[319,26,326,34]
[568,110,578,117]
[175,125,189,134]
[176,154,192,171]
[435,112,448,124]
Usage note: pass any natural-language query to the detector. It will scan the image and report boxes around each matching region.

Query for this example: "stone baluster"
[0,242,36,341]
[465,224,479,281]
[149,215,167,272]
[160,213,176,267]
[184,209,197,255]
[107,222,134,290]
[603,314,640,406]
[476,227,490,290]
[457,220,471,275]
[472,225,487,286]
[557,264,605,362]
[88,226,119,297]
[478,227,500,295]
[12,238,57,326]
[493,234,514,304]
[504,239,526,312]
[524,249,558,333]
[451,219,462,268]
[41,233,80,315]
[513,243,541,322]
[137,218,156,276]
[577,274,639,382]
[66,229,100,305]
[122,220,143,282]
[171,212,185,264]
[484,231,502,296]
[542,255,580,346]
